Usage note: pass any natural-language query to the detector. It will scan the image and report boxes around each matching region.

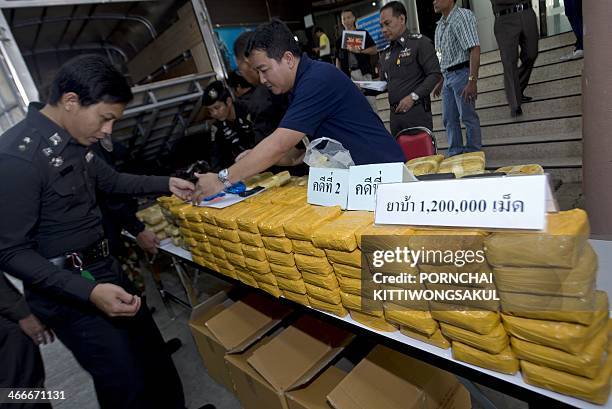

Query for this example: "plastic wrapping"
[203,223,219,238]
[283,205,342,241]
[493,244,597,298]
[305,283,342,304]
[200,207,222,225]
[303,137,355,169]
[349,310,398,332]
[251,271,278,286]
[294,254,334,275]
[511,327,608,379]
[337,275,363,296]
[495,164,544,175]
[405,154,445,176]
[312,211,374,252]
[236,268,258,287]
[262,236,294,253]
[218,228,241,243]
[180,206,204,223]
[213,202,253,229]
[237,204,284,234]
[291,239,326,257]
[238,230,264,247]
[333,263,362,279]
[340,291,383,317]
[325,249,362,268]
[520,357,612,405]
[400,327,450,349]
[208,237,220,247]
[244,257,271,274]
[276,277,307,294]
[226,252,246,268]
[308,296,348,317]
[270,186,308,206]
[440,322,508,354]
[220,239,242,255]
[484,209,590,268]
[438,151,486,178]
[357,224,415,249]
[430,303,501,335]
[187,222,207,234]
[242,244,267,261]
[269,263,302,280]
[384,307,439,336]
[409,229,488,258]
[452,342,519,375]
[180,227,193,239]
[243,172,274,190]
[423,282,500,311]
[258,204,309,237]
[282,290,310,306]
[257,171,291,189]
[257,282,282,298]
[211,246,227,260]
[301,271,339,289]
[191,232,208,243]
[265,249,295,267]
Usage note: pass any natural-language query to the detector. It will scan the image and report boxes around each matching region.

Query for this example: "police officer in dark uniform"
[379,1,442,136]
[0,55,213,409]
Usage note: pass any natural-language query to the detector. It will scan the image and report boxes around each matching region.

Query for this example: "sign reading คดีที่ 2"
[347,163,417,211]
[374,174,558,230]
[307,167,350,209]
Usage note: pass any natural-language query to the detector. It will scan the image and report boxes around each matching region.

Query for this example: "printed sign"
[307,167,350,209]
[348,163,416,211]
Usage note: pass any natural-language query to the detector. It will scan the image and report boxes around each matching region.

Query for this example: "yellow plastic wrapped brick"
[501,304,609,354]
[452,342,519,375]
[440,322,508,355]
[291,240,326,257]
[276,277,307,294]
[337,275,363,295]
[333,263,362,279]
[430,303,501,335]
[325,249,362,268]
[400,327,451,349]
[243,172,274,189]
[357,224,415,249]
[269,263,301,280]
[258,282,282,298]
[438,151,486,178]
[251,271,278,286]
[242,244,267,261]
[312,211,374,252]
[236,268,258,287]
[305,283,342,304]
[265,249,295,267]
[308,297,348,317]
[301,271,339,289]
[520,357,612,405]
[409,229,487,257]
[258,204,309,237]
[150,220,168,234]
[283,205,343,241]
[350,310,398,332]
[213,202,253,229]
[282,290,310,306]
[262,236,294,253]
[187,222,207,235]
[340,291,383,317]
[218,228,240,243]
[484,209,590,268]
[258,171,291,188]
[192,255,205,266]
[405,154,445,176]
[384,306,439,336]
[495,164,544,176]
[203,223,219,238]
[179,206,203,223]
[294,254,334,275]
[499,290,602,325]
[237,204,284,234]
[180,227,193,239]
[269,186,307,205]
[244,257,271,274]
[197,242,212,254]
[226,252,246,268]
[211,246,227,260]
[238,230,264,247]
[220,239,243,255]
[208,237,221,247]
[424,282,500,312]
[169,203,192,219]
[493,244,597,298]
[511,327,608,379]
[190,232,207,243]
[245,186,280,204]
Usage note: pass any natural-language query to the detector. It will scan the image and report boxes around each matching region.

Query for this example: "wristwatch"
[468,75,477,82]
[410,92,420,102]
[218,168,232,189]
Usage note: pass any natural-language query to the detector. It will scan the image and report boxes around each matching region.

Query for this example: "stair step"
[435,132,581,150]
[480,32,576,65]
[485,156,582,169]
[480,45,575,79]
[438,140,582,162]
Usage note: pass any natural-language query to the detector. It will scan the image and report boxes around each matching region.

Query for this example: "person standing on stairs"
[561,0,583,61]
[489,0,539,117]
[433,0,482,156]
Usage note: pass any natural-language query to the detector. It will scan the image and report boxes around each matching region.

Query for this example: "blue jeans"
[442,67,482,157]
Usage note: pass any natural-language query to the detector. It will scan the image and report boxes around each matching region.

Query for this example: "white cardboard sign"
[375,174,555,230]
[347,163,416,211]
[307,167,350,209]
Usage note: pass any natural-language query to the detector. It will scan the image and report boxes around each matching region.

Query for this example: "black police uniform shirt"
[279,54,406,165]
[0,103,171,304]
[211,101,256,170]
[379,29,442,108]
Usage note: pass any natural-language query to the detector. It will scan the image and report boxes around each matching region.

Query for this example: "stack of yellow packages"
[495,164,544,176]
[183,206,221,274]
[155,196,184,247]
[196,206,238,279]
[485,209,611,404]
[438,151,486,178]
[136,204,172,241]
[405,154,445,177]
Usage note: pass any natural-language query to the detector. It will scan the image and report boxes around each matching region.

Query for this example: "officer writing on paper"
[193,20,405,200]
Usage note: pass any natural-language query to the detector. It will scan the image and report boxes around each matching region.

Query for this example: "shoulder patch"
[380,44,391,53]
[409,33,423,39]
[0,125,41,162]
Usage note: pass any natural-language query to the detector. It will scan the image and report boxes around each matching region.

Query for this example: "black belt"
[445,61,470,72]
[48,238,110,269]
[494,1,531,17]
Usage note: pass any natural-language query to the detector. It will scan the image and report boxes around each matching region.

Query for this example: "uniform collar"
[392,29,411,47]
[25,102,74,154]
[438,4,459,25]
[291,53,313,96]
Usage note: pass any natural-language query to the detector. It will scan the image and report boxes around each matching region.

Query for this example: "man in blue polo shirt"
[194,20,405,200]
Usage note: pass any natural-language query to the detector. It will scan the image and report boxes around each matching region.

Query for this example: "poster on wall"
[356,11,389,51]
[213,26,257,71]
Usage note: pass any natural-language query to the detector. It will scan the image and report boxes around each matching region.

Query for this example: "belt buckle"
[101,239,110,258]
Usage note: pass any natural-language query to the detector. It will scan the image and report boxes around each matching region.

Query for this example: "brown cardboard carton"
[286,366,347,409]
[189,289,292,391]
[327,345,471,409]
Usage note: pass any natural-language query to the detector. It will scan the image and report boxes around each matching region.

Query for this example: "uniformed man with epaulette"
[0,55,215,409]
[379,1,442,136]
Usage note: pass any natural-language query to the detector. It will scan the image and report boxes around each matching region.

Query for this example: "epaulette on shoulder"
[409,33,423,39]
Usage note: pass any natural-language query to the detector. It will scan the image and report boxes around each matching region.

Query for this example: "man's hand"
[461,80,478,103]
[136,229,159,254]
[395,95,415,113]
[169,177,195,201]
[19,314,54,345]
[235,150,252,162]
[433,79,444,99]
[193,172,224,204]
[346,46,361,54]
[89,283,141,318]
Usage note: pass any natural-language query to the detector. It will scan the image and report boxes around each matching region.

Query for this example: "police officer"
[490,0,539,116]
[379,1,442,136]
[0,55,214,409]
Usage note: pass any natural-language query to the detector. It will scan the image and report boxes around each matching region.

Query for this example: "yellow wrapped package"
[242,244,267,261]
[499,290,602,325]
[340,291,383,317]
[294,254,334,275]
[282,290,310,306]
[238,230,264,247]
[226,252,246,268]
[257,282,282,298]
[501,304,609,354]
[203,223,218,238]
[185,238,198,249]
[409,229,487,257]
[493,244,597,298]
[438,151,486,178]
[520,358,612,405]
[169,203,192,219]
[192,255,205,267]
[276,277,307,294]
[441,322,508,355]
[218,228,240,243]
[262,236,293,253]
[384,306,439,336]
[220,239,242,255]
[270,186,308,205]
[305,283,342,304]
[452,342,519,375]
[424,282,500,312]
[236,268,258,288]
[251,271,278,286]
[265,249,295,267]
[350,310,398,332]
[199,207,222,225]
[244,257,271,274]
[150,221,168,233]
[311,211,374,252]
[484,209,590,268]
[283,205,342,241]
[197,242,212,254]
[325,249,362,268]
[211,246,227,260]
[191,247,204,257]
[357,224,415,249]
[179,206,203,223]
[245,186,280,203]
[333,263,362,279]
[258,204,309,237]
[237,204,284,234]
[213,202,253,229]
[269,263,301,280]
[405,154,445,176]
[337,275,363,296]
[291,240,326,257]
[308,296,348,317]
[400,327,450,349]
[430,303,501,335]
[191,232,208,243]
[208,237,221,248]
[187,222,207,235]
[419,262,492,278]
[258,171,291,188]
[301,271,339,289]
[243,172,274,189]
[180,227,193,239]
[511,327,608,379]
[495,164,544,175]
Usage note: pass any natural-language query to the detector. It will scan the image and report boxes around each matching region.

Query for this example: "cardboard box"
[226,315,355,409]
[347,162,416,211]
[307,168,350,209]
[327,345,471,409]
[189,289,293,391]
[286,366,348,409]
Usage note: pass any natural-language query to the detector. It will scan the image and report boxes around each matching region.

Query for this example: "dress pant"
[564,0,583,50]
[390,102,434,137]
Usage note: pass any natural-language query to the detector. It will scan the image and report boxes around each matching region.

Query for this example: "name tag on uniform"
[399,48,411,58]
[85,151,94,163]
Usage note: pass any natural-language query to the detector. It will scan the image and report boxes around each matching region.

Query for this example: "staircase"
[376,32,583,209]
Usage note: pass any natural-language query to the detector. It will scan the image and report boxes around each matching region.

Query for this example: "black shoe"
[197,405,216,409]
[165,337,183,355]
[511,107,523,117]
[521,95,533,103]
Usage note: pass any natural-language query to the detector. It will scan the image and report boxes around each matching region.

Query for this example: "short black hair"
[234,30,254,60]
[227,70,252,90]
[203,80,231,106]
[381,1,407,19]
[48,54,132,106]
[245,19,301,61]
[340,9,356,16]
[313,26,324,34]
